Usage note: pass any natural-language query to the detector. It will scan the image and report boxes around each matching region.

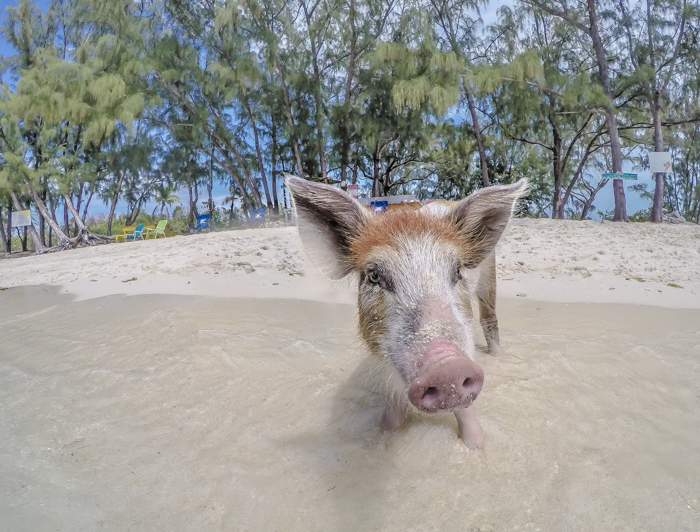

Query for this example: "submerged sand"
[1,218,700,530]
[1,286,699,531]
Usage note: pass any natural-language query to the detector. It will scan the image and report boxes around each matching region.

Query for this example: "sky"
[0,0,653,221]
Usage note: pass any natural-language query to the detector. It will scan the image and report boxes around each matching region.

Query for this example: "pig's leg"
[454,407,484,449]
[477,252,503,356]
[381,398,406,431]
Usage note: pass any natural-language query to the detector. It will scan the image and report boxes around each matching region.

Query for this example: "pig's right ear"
[451,180,527,268]
[286,176,367,280]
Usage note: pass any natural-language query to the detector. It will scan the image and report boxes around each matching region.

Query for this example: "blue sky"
[0,0,652,219]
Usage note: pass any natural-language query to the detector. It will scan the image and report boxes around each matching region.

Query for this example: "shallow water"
[1,287,699,531]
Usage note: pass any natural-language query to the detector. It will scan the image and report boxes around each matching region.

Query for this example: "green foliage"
[0,0,699,238]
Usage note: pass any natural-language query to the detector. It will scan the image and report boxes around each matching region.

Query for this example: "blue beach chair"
[125,223,145,242]
[193,214,210,232]
[248,208,266,227]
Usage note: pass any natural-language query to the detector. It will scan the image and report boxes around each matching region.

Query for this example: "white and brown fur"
[287,177,526,447]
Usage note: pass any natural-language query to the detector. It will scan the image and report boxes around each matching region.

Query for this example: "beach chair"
[124,223,145,242]
[193,214,210,233]
[145,220,168,239]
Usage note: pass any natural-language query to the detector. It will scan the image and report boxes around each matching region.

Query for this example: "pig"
[286,177,526,448]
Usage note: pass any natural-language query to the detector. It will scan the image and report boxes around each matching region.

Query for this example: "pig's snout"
[408,353,484,414]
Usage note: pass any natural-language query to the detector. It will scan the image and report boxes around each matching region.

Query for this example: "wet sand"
[1,286,699,531]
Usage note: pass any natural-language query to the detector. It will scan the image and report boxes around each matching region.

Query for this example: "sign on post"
[11,210,32,227]
[347,184,359,199]
[602,172,637,180]
[649,152,672,173]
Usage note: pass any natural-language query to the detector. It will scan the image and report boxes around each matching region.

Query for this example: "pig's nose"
[408,357,484,414]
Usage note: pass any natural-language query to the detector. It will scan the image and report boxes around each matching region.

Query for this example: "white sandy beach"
[1,219,699,531]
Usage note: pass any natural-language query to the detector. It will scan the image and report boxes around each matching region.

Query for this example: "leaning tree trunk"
[26,186,72,249]
[580,178,609,220]
[61,192,111,246]
[10,189,47,253]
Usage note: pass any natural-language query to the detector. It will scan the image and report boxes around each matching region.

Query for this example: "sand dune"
[1,219,699,531]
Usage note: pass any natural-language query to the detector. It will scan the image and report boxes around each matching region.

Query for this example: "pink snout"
[408,356,484,414]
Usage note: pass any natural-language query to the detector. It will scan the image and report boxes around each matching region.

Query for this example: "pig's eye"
[367,269,381,285]
[452,263,464,285]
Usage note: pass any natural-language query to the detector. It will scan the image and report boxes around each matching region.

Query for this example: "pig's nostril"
[462,378,472,388]
[423,386,439,399]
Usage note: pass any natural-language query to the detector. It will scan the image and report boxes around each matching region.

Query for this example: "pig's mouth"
[407,344,484,414]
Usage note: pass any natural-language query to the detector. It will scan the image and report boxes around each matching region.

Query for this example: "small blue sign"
[602,172,637,180]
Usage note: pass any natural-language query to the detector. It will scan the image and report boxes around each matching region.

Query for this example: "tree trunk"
[586,0,628,221]
[188,183,196,226]
[223,148,263,208]
[39,182,47,246]
[5,202,11,252]
[302,0,328,182]
[580,178,609,220]
[0,204,8,253]
[276,58,305,178]
[271,120,280,214]
[465,85,490,188]
[63,196,70,234]
[107,172,126,236]
[649,94,665,222]
[82,188,94,222]
[244,97,274,210]
[73,183,85,237]
[28,187,71,248]
[339,0,357,191]
[551,123,564,218]
[372,145,382,197]
[61,192,89,234]
[60,191,110,246]
[9,190,47,253]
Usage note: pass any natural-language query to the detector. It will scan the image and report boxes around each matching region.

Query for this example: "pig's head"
[287,177,525,415]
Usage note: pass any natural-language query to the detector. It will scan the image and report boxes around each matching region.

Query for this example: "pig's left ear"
[286,176,368,279]
[451,180,527,268]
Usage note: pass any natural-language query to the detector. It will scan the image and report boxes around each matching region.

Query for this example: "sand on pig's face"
[1,286,699,531]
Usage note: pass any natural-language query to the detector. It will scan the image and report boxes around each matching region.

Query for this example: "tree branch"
[521,0,591,36]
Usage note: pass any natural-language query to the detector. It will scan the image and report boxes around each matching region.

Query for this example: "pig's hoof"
[461,428,484,450]
[454,407,484,449]
[381,403,406,431]
[488,343,503,357]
